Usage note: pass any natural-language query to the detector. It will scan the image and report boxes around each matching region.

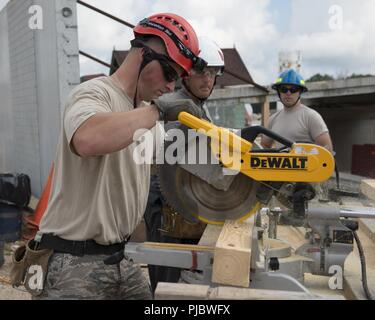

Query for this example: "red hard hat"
[133,13,201,75]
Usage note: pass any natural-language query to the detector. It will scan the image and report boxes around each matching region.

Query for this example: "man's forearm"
[72,105,159,157]
[315,132,333,153]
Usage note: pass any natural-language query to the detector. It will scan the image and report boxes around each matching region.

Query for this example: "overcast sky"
[1,0,374,85]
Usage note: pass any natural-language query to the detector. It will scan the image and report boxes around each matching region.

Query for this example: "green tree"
[346,73,373,79]
[306,73,334,82]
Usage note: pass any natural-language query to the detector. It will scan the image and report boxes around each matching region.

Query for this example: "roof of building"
[109,47,267,91]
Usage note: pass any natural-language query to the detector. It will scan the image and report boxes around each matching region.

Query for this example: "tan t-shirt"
[267,104,328,148]
[39,77,150,244]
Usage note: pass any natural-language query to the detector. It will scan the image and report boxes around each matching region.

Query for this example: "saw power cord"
[352,231,373,300]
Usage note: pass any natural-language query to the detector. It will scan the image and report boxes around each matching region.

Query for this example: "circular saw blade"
[157,163,260,225]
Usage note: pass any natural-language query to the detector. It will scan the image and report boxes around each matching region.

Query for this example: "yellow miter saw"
[156,112,335,224]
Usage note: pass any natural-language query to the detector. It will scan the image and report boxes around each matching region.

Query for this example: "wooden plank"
[155,283,210,300]
[339,197,375,244]
[143,242,213,252]
[212,286,343,300]
[277,225,306,250]
[359,219,375,243]
[155,282,343,300]
[303,274,346,299]
[344,253,375,300]
[360,179,375,202]
[261,97,270,128]
[212,220,252,288]
[343,227,375,300]
[198,224,222,247]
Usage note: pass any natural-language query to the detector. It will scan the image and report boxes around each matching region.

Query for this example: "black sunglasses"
[158,58,179,83]
[278,86,301,94]
[141,46,180,83]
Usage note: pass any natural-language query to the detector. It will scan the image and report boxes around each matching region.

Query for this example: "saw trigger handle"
[240,126,294,148]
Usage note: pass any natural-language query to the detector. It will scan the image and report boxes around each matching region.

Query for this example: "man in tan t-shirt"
[34,13,207,300]
[261,69,333,151]
[261,69,333,204]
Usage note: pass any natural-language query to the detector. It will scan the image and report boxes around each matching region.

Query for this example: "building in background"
[109,47,267,129]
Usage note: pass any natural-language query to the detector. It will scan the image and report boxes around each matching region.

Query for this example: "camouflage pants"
[33,253,152,300]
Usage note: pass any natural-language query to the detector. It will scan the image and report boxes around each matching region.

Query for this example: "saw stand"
[125,203,375,294]
[247,203,375,292]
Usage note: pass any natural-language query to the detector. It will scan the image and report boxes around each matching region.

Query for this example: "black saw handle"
[240,125,294,148]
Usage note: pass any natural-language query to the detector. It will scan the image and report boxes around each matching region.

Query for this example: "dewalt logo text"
[250,156,308,170]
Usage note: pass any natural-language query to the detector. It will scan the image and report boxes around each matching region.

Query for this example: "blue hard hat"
[272,69,308,92]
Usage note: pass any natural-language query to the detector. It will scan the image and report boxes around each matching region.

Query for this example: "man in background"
[144,36,225,294]
[261,69,333,152]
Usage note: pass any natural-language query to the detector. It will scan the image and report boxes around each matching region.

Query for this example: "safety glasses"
[142,46,180,83]
[278,86,301,94]
[191,67,222,78]
[158,58,179,83]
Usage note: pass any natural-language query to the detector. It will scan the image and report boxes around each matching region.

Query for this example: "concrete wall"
[0,0,79,196]
[7,0,42,194]
[0,8,14,173]
[328,116,375,173]
[33,0,80,189]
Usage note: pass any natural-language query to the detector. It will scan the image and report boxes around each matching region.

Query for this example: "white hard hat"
[198,36,225,74]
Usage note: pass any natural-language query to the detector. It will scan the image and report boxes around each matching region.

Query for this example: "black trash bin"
[0,203,22,266]
[0,203,22,241]
[0,203,22,240]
